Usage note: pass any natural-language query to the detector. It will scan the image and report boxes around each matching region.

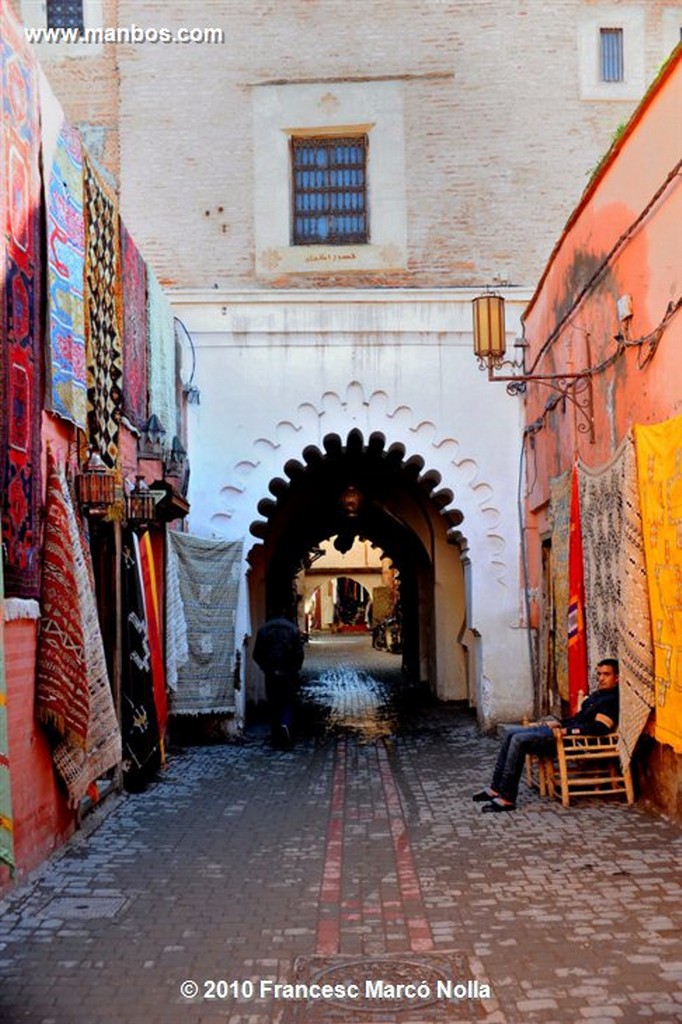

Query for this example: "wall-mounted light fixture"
[472,293,595,442]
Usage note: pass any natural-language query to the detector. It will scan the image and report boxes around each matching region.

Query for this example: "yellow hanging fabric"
[634,415,682,754]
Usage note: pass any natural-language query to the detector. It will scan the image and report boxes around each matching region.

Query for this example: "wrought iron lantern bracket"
[479,356,595,442]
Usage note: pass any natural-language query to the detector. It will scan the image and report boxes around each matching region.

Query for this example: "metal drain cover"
[43,895,127,919]
[281,952,491,1022]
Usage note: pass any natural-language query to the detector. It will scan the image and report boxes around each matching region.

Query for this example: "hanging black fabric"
[121,530,160,790]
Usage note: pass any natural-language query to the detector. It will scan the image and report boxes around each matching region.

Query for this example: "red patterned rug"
[36,450,91,748]
[0,4,43,598]
[120,220,148,431]
[36,450,121,802]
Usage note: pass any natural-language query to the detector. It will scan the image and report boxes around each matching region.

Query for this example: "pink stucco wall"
[520,47,682,819]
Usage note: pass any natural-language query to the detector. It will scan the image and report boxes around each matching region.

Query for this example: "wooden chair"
[525,745,555,798]
[552,731,634,808]
[521,716,557,797]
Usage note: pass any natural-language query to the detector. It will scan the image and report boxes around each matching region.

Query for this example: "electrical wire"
[523,296,682,435]
[527,157,682,375]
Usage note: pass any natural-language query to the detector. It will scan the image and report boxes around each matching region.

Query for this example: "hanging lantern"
[340,484,363,517]
[126,476,157,523]
[472,293,506,361]
[76,449,117,511]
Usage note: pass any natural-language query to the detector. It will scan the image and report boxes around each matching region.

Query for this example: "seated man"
[473,658,619,813]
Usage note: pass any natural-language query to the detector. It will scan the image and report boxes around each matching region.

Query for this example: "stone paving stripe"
[316,737,347,954]
[376,741,434,953]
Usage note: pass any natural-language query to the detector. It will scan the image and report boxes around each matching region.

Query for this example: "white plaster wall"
[172,287,534,725]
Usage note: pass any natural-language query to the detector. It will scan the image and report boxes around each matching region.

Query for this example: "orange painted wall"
[518,48,682,819]
[522,48,682,526]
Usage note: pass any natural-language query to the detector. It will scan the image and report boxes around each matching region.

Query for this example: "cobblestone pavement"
[1,635,681,1024]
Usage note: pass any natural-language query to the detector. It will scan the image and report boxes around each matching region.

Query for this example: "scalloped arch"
[209,381,509,587]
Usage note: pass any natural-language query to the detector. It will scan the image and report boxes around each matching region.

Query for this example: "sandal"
[481,798,516,813]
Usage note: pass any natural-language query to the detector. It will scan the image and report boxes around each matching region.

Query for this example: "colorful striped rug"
[45,123,87,429]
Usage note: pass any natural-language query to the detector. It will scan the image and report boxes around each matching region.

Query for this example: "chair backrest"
[554,730,634,807]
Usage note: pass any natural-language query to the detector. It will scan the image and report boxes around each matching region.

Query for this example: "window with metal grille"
[46,0,85,31]
[291,136,368,246]
[600,27,624,82]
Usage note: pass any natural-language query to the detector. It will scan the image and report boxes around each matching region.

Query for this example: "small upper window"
[291,135,368,246]
[600,28,624,82]
[46,0,84,32]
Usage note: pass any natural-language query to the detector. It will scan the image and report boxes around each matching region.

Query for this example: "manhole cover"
[281,952,492,1022]
[43,895,127,919]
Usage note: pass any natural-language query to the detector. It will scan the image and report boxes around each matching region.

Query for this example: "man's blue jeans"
[492,724,557,803]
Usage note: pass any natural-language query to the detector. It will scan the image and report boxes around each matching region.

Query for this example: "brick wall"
[12,0,121,182]
[20,1,678,289]
[96,0,678,289]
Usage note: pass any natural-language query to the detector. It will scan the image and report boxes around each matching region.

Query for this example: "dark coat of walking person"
[253,614,305,748]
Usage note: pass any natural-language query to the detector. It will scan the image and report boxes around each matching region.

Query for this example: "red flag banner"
[567,466,588,713]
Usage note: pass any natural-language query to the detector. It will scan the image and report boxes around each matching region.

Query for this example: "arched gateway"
[247,428,468,702]
[177,291,533,729]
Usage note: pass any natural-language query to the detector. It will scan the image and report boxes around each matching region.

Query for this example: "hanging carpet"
[549,470,571,703]
[635,415,682,755]
[165,528,188,692]
[147,265,176,440]
[578,435,656,766]
[83,151,123,468]
[0,5,43,599]
[138,530,167,747]
[577,438,628,683]
[617,433,655,767]
[36,450,121,803]
[120,221,148,431]
[167,532,242,716]
[121,532,160,789]
[45,122,87,429]
[567,466,588,713]
[0,557,15,873]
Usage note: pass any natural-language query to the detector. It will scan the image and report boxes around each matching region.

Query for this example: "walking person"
[253,610,305,748]
[473,658,620,812]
